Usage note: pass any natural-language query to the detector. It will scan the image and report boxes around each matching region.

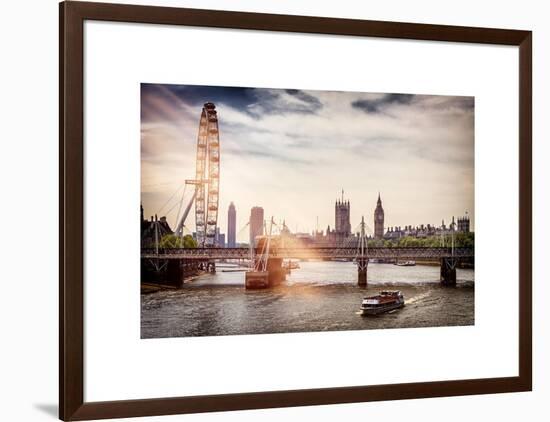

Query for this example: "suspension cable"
[156,183,185,215]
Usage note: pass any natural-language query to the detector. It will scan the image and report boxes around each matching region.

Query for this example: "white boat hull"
[360,301,405,316]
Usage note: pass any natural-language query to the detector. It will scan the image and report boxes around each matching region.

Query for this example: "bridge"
[141,245,474,288]
[141,246,473,260]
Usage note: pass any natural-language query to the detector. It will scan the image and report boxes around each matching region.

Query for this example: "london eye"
[173,102,220,247]
[195,102,220,247]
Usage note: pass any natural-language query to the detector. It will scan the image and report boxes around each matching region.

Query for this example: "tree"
[454,232,474,248]
[397,236,422,247]
[159,234,198,249]
[182,234,198,248]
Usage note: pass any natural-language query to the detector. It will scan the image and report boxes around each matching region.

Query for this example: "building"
[374,193,385,239]
[380,215,473,243]
[227,202,236,247]
[369,194,472,242]
[457,215,470,232]
[249,206,264,246]
[214,227,226,247]
[140,204,173,248]
[334,190,351,236]
[321,191,352,245]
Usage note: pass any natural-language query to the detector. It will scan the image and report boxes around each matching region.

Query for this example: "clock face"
[378,214,383,221]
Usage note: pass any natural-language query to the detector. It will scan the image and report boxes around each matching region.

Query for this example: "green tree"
[367,233,474,249]
[159,234,197,249]
[453,232,475,248]
[397,236,422,247]
[182,234,198,248]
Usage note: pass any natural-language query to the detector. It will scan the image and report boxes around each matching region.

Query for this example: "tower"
[214,227,225,247]
[457,215,470,232]
[334,189,351,237]
[227,202,236,247]
[374,192,384,240]
[249,206,264,247]
[214,227,226,248]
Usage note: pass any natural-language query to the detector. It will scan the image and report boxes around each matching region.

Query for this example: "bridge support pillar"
[166,260,185,288]
[245,258,285,289]
[141,258,204,288]
[267,258,286,286]
[207,261,216,273]
[357,258,369,287]
[440,258,457,286]
[245,271,269,289]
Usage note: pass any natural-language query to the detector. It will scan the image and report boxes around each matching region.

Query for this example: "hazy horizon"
[141,83,475,242]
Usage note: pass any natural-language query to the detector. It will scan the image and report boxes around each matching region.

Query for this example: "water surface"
[141,261,474,338]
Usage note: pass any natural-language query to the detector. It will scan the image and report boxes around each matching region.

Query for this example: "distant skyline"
[141,84,474,241]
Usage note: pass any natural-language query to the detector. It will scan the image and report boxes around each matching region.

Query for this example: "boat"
[360,290,405,316]
[283,260,300,270]
[395,260,416,266]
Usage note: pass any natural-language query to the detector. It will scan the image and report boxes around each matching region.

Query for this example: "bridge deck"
[141,247,474,260]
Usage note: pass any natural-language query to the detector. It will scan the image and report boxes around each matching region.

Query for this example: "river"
[141,261,474,339]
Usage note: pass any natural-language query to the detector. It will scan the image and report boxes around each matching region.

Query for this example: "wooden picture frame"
[60,1,532,420]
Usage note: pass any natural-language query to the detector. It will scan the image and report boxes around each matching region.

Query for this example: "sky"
[141,83,474,241]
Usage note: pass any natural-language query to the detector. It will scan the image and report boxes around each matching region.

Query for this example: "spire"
[377,191,382,206]
[342,188,344,203]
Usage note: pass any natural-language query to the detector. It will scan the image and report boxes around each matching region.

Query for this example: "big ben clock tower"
[374,193,385,240]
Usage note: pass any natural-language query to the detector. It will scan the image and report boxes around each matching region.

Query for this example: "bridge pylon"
[440,220,458,286]
[357,216,369,287]
[357,258,368,287]
[440,257,458,286]
[245,217,285,289]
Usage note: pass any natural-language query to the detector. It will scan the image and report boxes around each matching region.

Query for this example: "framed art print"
[60,1,532,420]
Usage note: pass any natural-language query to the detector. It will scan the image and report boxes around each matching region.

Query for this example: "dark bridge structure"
[141,246,473,260]
[141,245,474,288]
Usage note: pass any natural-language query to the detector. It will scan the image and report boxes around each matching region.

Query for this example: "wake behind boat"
[360,290,405,316]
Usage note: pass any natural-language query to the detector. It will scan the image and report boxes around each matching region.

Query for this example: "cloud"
[351,93,473,118]
[141,84,475,237]
[284,89,323,112]
[223,144,314,165]
[142,84,323,123]
[351,93,414,114]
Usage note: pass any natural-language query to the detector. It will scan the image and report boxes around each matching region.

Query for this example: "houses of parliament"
[312,191,470,247]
